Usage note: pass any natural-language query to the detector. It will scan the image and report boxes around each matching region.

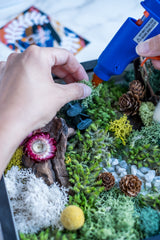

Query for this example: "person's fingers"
[54,82,92,108]
[39,47,89,81]
[52,64,88,83]
[136,34,160,57]
[17,46,88,82]
[151,59,160,70]
[0,61,6,75]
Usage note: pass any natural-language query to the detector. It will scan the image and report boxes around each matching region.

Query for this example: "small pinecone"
[98,172,115,191]
[129,80,145,100]
[119,91,141,116]
[119,175,142,197]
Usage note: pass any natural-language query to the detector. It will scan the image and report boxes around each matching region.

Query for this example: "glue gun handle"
[94,18,140,81]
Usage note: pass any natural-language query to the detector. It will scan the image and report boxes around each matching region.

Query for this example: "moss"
[139,207,160,238]
[146,62,160,94]
[18,76,160,239]
[84,80,126,129]
[5,146,23,174]
[129,121,160,147]
[67,122,115,165]
[49,189,142,240]
[79,188,141,240]
[139,101,155,126]
[109,115,132,145]
[122,143,160,171]
[65,122,118,210]
[138,193,160,211]
[80,79,102,108]
[20,228,54,240]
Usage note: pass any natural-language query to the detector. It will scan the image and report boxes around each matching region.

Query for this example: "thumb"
[57,82,92,106]
[136,35,160,57]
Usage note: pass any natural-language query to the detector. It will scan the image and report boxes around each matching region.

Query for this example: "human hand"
[0,46,91,139]
[0,46,91,177]
[136,34,160,70]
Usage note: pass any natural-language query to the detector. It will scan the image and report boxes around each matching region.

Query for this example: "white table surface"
[0,0,143,62]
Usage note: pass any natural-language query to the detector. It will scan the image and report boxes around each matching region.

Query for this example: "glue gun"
[94,0,160,82]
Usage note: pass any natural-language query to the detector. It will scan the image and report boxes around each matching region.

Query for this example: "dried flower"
[119,174,142,197]
[24,132,57,161]
[129,80,145,100]
[98,172,115,190]
[119,91,141,116]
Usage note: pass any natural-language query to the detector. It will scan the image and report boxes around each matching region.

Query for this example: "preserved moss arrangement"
[5,59,160,240]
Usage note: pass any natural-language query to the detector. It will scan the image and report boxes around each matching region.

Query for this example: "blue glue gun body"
[94,0,160,81]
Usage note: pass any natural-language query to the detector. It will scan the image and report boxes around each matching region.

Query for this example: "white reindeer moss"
[5,166,68,234]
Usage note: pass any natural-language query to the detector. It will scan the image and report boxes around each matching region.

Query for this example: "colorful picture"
[0,6,89,54]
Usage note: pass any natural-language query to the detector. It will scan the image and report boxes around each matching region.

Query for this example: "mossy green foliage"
[83,81,126,129]
[129,121,160,147]
[66,123,115,210]
[19,191,160,240]
[146,62,160,94]
[122,143,160,171]
[20,228,54,240]
[19,78,160,240]
[139,101,155,126]
[139,207,160,238]
[80,79,102,108]
[79,188,141,240]
[67,123,114,165]
[138,193,160,211]
[20,228,79,240]
[47,189,141,240]
[124,68,135,84]
[5,146,23,174]
[67,158,104,210]
[109,115,132,145]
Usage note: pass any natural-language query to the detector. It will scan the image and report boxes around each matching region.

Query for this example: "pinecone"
[119,91,141,116]
[98,172,115,191]
[129,80,145,100]
[119,175,142,197]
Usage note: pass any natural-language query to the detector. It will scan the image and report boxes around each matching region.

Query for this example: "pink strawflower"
[24,133,57,162]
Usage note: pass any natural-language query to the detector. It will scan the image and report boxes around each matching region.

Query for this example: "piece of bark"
[68,127,76,138]
[22,155,55,186]
[23,117,71,188]
[42,118,70,188]
[33,160,55,186]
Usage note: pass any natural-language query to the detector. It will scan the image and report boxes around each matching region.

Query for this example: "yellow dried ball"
[60,205,85,230]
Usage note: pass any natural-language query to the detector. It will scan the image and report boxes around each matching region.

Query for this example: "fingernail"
[136,40,150,55]
[79,83,92,99]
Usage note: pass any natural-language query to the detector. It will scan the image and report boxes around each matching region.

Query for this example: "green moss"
[47,189,142,240]
[138,193,160,211]
[80,79,102,108]
[19,76,160,240]
[129,121,160,147]
[146,62,160,94]
[5,146,23,174]
[20,228,54,240]
[139,207,160,238]
[84,80,126,129]
[66,123,115,210]
[79,188,141,240]
[139,102,155,126]
[122,143,160,172]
